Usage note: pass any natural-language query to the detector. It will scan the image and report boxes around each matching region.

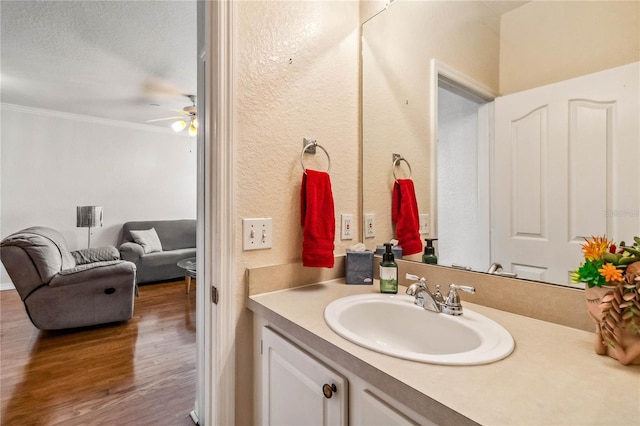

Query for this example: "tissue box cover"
[346,250,374,284]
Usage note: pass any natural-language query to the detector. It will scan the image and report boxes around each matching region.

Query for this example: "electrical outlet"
[364,213,375,238]
[341,214,353,240]
[419,213,430,234]
[243,218,273,250]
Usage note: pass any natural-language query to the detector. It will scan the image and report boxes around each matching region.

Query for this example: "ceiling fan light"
[188,123,197,137]
[172,120,187,132]
[192,117,199,128]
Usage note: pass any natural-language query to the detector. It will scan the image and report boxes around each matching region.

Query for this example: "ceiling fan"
[146,94,198,137]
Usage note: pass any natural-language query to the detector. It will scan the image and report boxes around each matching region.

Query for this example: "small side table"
[177,257,197,294]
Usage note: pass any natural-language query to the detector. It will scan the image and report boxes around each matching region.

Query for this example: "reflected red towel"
[301,170,335,268]
[392,179,422,256]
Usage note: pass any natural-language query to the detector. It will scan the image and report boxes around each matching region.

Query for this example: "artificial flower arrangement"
[573,236,640,364]
[572,236,640,288]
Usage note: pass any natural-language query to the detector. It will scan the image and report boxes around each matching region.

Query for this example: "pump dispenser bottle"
[422,238,438,264]
[379,243,398,294]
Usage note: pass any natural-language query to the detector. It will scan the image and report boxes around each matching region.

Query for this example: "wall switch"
[419,213,430,234]
[341,213,354,240]
[243,218,273,250]
[364,213,375,238]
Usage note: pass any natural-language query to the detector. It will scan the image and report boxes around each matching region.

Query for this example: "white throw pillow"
[130,228,163,254]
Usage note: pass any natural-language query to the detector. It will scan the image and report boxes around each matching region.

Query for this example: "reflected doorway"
[434,71,494,272]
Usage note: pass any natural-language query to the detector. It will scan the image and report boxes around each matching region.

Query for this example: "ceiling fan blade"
[145,116,183,123]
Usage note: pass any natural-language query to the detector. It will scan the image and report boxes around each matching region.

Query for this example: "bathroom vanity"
[249,277,640,425]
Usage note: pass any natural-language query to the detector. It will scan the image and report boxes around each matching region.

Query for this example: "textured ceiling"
[0,0,197,127]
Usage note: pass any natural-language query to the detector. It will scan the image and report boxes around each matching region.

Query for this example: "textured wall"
[500,1,640,94]
[0,104,196,284]
[362,1,501,251]
[236,1,360,267]
[234,2,360,423]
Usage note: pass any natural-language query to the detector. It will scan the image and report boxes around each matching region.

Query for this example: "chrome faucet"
[405,274,443,313]
[487,262,518,277]
[405,274,475,315]
[487,262,503,274]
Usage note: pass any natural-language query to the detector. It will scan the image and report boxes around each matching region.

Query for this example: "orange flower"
[582,235,611,261]
[598,262,623,283]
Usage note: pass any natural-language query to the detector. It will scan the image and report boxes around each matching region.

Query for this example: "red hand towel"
[392,179,422,256]
[301,169,335,268]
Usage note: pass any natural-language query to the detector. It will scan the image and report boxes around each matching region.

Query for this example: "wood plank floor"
[0,280,196,425]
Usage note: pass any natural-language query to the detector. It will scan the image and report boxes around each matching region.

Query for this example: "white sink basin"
[324,293,514,365]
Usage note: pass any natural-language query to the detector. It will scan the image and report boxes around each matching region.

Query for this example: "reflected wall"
[362,0,639,284]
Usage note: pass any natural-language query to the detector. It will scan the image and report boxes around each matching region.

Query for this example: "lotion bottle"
[422,238,438,264]
[379,243,398,294]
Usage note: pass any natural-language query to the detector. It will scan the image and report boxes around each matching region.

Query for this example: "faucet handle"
[405,282,426,296]
[450,284,475,294]
[405,273,427,288]
[442,284,476,316]
[405,275,428,298]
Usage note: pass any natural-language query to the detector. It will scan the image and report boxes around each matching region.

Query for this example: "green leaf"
[603,252,621,265]
[619,256,640,265]
[622,246,640,257]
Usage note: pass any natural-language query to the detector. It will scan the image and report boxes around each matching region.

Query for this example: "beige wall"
[359,0,387,24]
[228,0,640,419]
[500,1,640,94]
[234,1,360,422]
[362,1,502,250]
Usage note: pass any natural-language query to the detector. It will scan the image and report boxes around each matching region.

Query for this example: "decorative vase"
[585,285,640,365]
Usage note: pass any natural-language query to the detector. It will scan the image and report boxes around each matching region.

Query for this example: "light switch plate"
[243,218,273,250]
[364,213,375,238]
[341,213,353,240]
[419,213,430,234]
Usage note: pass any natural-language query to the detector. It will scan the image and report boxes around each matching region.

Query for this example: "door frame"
[195,0,236,424]
[429,60,497,258]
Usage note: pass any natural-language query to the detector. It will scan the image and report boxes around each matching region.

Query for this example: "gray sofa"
[0,226,136,330]
[118,220,196,284]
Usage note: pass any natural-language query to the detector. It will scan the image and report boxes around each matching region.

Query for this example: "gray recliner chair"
[1,226,137,330]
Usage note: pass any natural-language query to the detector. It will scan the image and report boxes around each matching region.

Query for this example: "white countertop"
[248,279,640,425]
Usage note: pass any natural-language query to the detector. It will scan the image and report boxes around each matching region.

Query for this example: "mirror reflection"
[362,0,639,287]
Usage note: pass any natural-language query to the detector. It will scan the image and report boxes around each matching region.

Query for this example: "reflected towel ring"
[301,141,331,174]
[393,156,412,182]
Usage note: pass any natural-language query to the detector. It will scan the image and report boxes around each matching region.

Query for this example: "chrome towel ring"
[301,140,331,174]
[392,153,412,182]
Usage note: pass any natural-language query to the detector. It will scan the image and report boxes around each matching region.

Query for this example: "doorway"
[437,83,490,270]
[431,61,496,272]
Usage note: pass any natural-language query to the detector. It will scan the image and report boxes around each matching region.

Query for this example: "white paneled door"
[493,62,640,285]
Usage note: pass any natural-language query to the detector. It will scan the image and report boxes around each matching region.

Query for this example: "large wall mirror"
[362,0,639,287]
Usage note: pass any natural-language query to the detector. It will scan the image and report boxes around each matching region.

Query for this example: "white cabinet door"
[261,327,348,426]
[493,62,639,284]
[355,389,436,426]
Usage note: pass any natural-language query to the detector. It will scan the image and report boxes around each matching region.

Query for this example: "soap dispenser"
[379,243,398,294]
[422,238,438,264]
